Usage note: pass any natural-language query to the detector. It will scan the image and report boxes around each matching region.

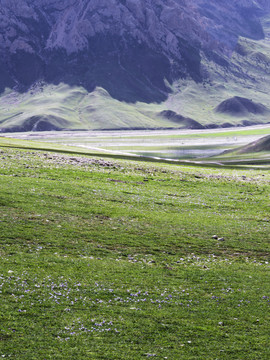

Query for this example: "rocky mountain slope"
[0,0,270,131]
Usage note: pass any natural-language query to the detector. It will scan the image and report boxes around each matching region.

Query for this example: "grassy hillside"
[205,134,270,166]
[0,85,177,132]
[163,14,270,127]
[233,135,270,153]
[0,138,269,359]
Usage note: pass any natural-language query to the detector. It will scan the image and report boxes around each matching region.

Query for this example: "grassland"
[0,137,269,359]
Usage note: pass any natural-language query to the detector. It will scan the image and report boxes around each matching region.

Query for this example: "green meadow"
[0,137,269,359]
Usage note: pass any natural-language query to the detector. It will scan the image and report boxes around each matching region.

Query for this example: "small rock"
[212,235,218,239]
[218,237,225,241]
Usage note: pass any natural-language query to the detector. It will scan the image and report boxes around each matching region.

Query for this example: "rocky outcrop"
[1,0,267,55]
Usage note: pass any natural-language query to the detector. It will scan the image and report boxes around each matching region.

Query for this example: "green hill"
[234,135,270,154]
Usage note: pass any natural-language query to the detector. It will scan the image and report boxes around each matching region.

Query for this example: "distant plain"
[3,124,270,168]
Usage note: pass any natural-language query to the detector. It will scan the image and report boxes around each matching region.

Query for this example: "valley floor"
[0,138,269,359]
[2,124,270,166]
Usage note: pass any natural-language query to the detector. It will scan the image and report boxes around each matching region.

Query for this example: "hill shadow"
[0,35,202,104]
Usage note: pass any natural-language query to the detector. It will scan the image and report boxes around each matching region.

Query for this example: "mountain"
[0,0,270,132]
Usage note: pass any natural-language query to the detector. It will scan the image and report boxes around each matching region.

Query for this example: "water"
[133,148,228,160]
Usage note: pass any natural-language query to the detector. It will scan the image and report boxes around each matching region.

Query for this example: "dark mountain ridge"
[0,0,269,102]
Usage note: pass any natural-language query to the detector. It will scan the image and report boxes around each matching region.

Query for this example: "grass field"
[0,137,269,359]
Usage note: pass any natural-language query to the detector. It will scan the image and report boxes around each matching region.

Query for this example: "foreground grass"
[0,141,269,359]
